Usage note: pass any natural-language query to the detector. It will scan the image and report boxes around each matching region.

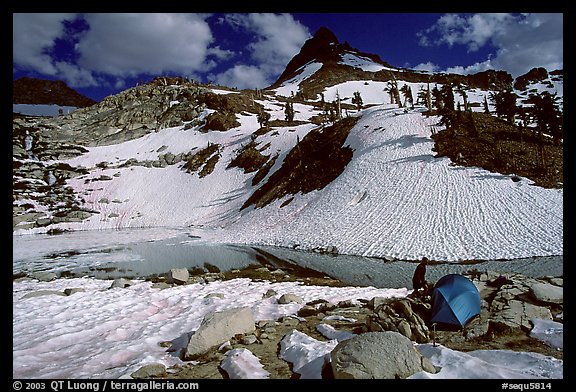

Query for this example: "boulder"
[278,293,303,304]
[331,331,436,379]
[21,290,66,299]
[64,288,85,296]
[529,282,563,304]
[130,363,167,379]
[31,271,57,282]
[184,307,255,360]
[263,289,277,298]
[109,278,133,289]
[167,268,189,285]
[368,299,429,343]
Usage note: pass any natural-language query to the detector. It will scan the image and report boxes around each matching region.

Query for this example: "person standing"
[412,257,429,296]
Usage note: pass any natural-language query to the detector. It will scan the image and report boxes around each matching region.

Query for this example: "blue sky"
[12,13,563,101]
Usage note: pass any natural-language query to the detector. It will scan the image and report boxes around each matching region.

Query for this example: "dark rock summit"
[272,26,394,89]
[13,77,97,107]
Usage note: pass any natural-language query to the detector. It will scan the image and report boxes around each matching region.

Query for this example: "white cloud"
[489,13,563,75]
[418,13,563,77]
[212,64,270,90]
[412,62,440,73]
[13,13,78,75]
[207,46,235,60]
[76,14,217,77]
[242,13,311,74]
[445,60,493,75]
[13,12,311,92]
[54,62,99,87]
[217,13,310,88]
[420,13,514,52]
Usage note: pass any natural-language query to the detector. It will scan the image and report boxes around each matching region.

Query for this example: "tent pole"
[432,323,437,347]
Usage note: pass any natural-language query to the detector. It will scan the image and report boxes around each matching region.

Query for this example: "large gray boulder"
[184,307,255,360]
[330,331,436,379]
[278,293,304,304]
[167,268,189,285]
[529,282,563,304]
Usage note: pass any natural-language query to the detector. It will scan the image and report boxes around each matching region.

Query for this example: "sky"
[12,13,564,101]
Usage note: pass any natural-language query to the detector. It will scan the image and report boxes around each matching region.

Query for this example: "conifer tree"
[257,110,271,127]
[526,91,563,145]
[431,86,443,110]
[456,85,469,112]
[426,82,432,111]
[400,85,414,109]
[483,96,490,114]
[335,90,342,119]
[284,101,295,122]
[440,84,455,112]
[352,91,363,111]
[489,90,517,124]
[385,80,402,107]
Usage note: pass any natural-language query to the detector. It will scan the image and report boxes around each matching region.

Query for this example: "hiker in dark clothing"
[412,257,429,297]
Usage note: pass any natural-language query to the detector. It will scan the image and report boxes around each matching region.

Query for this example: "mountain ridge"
[269,26,562,104]
[13,76,97,108]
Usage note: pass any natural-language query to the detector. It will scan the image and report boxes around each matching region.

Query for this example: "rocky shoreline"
[15,264,562,379]
[25,263,561,380]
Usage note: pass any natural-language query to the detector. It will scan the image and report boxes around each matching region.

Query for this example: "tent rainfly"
[430,274,481,328]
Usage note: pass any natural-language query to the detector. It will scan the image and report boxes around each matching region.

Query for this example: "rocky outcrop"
[242,117,358,209]
[34,80,209,147]
[119,266,563,380]
[514,67,549,91]
[365,298,430,343]
[13,117,95,232]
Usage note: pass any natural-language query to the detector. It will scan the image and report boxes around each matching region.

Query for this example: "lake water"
[13,227,563,289]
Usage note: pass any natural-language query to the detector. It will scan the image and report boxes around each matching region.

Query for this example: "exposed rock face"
[242,117,358,209]
[514,67,549,91]
[13,77,97,107]
[34,79,209,147]
[330,331,436,379]
[184,307,256,360]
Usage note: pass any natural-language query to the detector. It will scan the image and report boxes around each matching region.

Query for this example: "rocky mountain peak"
[310,26,339,46]
[13,77,97,108]
[273,27,340,85]
[271,26,396,90]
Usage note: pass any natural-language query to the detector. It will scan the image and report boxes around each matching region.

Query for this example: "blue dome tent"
[430,274,481,329]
